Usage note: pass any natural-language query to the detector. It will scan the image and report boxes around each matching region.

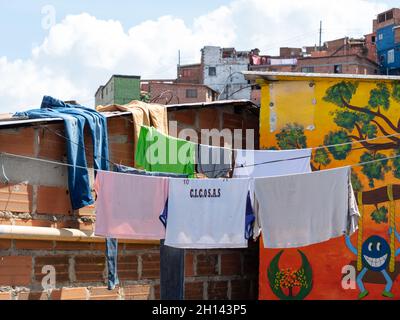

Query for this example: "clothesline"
[111,111,400,152]
[36,120,400,175]
[1,150,400,180]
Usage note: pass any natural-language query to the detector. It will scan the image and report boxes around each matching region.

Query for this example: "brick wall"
[148,83,215,105]
[0,239,258,300]
[0,103,259,300]
[296,55,379,75]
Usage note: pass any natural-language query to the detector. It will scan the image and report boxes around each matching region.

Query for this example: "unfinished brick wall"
[0,103,259,300]
[0,239,258,300]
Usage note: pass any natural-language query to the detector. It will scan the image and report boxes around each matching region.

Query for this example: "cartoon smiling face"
[361,236,391,271]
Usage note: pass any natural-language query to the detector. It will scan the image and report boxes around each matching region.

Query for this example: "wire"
[39,125,118,168]
[2,147,400,178]
[104,111,400,153]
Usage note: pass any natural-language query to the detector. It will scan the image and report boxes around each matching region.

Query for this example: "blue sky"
[0,0,398,112]
[0,0,233,59]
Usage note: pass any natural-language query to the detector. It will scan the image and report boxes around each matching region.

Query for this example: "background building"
[140,80,218,105]
[376,8,400,75]
[95,75,141,106]
[201,46,252,101]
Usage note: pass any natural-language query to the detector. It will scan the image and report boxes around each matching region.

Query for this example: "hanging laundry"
[233,148,312,178]
[96,100,168,150]
[103,165,188,291]
[94,170,170,240]
[254,166,360,249]
[195,144,233,178]
[14,96,110,210]
[41,96,110,172]
[135,126,196,177]
[163,178,254,249]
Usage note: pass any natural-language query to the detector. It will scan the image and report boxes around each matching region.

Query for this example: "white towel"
[254,166,360,249]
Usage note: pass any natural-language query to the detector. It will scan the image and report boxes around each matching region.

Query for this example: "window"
[395,28,400,43]
[388,49,395,64]
[378,33,384,41]
[208,67,217,76]
[334,65,342,74]
[371,36,376,43]
[182,69,191,77]
[301,67,314,73]
[186,89,198,98]
[378,13,386,23]
[387,10,394,20]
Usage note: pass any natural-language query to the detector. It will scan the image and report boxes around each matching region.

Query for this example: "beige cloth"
[97,100,168,161]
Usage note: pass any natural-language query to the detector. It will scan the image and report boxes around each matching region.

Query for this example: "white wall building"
[201,46,251,101]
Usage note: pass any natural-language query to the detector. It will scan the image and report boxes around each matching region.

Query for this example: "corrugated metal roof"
[243,71,400,82]
[0,100,258,129]
[165,99,259,111]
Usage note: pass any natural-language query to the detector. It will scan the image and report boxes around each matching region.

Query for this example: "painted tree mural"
[274,81,400,224]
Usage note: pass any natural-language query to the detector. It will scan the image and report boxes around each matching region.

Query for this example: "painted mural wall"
[258,76,400,300]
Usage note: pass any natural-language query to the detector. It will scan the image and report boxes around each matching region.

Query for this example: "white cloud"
[0,0,392,112]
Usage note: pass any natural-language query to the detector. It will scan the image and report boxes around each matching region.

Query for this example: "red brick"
[207,281,228,300]
[77,204,95,216]
[223,112,243,130]
[36,186,72,215]
[185,282,204,300]
[51,287,88,300]
[55,241,93,251]
[124,243,160,251]
[124,284,151,300]
[0,292,12,300]
[153,284,160,300]
[38,125,66,160]
[75,256,105,282]
[243,251,259,276]
[14,219,54,228]
[118,255,138,280]
[141,253,160,279]
[109,142,134,162]
[199,108,219,128]
[0,183,32,213]
[220,252,242,276]
[34,256,70,283]
[0,127,36,156]
[15,240,54,250]
[89,287,119,300]
[0,239,12,250]
[185,253,194,277]
[196,253,218,276]
[173,110,196,126]
[0,256,32,286]
[18,291,49,300]
[78,221,94,232]
[230,280,253,300]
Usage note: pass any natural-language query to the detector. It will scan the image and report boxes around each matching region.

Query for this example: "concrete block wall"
[0,104,260,300]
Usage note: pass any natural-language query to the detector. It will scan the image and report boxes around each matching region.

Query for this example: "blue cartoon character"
[345,230,399,299]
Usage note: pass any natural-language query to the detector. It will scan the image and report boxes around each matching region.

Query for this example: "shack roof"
[243,71,400,83]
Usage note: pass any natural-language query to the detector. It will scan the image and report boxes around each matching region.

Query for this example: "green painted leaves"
[275,123,307,150]
[369,83,390,111]
[323,81,358,107]
[324,130,352,160]
[360,152,390,188]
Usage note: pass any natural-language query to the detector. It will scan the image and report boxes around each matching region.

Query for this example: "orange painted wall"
[258,76,400,300]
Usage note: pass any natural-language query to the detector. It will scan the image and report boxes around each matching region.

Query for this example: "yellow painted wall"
[259,76,400,300]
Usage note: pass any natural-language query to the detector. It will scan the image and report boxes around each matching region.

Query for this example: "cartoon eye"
[368,243,373,251]
[377,242,381,252]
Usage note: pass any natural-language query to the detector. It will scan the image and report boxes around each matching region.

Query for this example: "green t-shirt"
[135,126,196,177]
